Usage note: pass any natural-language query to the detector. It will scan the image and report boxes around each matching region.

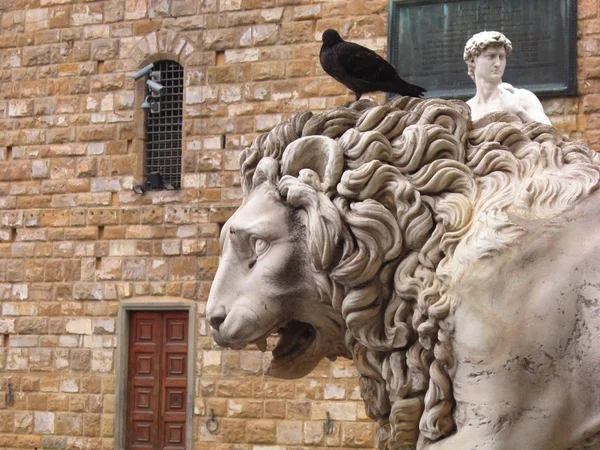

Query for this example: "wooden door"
[160,313,188,449]
[127,311,188,450]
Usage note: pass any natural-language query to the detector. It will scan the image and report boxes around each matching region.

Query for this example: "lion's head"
[207,97,600,449]
[207,172,350,379]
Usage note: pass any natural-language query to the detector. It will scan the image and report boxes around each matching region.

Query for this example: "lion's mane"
[238,97,600,449]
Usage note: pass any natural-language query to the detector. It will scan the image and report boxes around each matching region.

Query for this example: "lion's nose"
[207,302,227,331]
[209,315,225,331]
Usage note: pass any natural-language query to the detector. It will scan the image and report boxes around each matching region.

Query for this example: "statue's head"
[463,31,513,81]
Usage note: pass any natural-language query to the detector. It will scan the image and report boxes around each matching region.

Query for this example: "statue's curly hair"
[463,31,513,80]
[238,97,600,449]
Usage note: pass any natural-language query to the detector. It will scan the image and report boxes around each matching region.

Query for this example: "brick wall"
[0,0,598,449]
[578,0,600,146]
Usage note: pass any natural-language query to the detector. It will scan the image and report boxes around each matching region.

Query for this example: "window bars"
[144,60,183,190]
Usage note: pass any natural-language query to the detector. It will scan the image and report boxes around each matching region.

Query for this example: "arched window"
[144,60,183,190]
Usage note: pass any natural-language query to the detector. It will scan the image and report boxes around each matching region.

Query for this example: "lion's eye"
[254,238,269,256]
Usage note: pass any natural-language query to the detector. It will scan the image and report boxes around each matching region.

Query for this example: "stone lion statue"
[207,97,600,450]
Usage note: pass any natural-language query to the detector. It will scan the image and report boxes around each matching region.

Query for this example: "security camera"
[141,95,151,110]
[131,63,154,80]
[146,79,164,93]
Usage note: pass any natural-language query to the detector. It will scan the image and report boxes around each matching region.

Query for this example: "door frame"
[114,297,197,450]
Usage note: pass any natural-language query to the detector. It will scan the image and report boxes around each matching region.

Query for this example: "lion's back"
[449,189,600,449]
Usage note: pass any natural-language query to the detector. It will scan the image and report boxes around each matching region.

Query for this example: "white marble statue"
[464,31,552,125]
[207,97,600,449]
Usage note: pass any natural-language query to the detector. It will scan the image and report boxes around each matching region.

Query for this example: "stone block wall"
[578,0,600,146]
[0,0,598,449]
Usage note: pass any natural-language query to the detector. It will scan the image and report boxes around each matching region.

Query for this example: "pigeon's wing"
[336,42,399,82]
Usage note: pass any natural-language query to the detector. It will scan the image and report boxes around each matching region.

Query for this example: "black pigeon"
[320,29,426,101]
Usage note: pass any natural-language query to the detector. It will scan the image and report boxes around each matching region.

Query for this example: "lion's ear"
[281,136,344,192]
[252,157,279,189]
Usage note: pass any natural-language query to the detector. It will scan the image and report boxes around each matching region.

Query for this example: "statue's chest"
[473,99,504,117]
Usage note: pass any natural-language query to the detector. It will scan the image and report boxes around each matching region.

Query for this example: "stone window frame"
[132,52,183,188]
[114,297,197,450]
[143,59,185,190]
[127,30,196,192]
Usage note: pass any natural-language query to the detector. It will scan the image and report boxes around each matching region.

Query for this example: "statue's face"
[473,45,506,84]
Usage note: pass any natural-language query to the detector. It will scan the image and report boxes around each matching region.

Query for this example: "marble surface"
[464,31,552,125]
[208,97,600,449]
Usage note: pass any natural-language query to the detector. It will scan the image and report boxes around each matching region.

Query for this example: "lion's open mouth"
[272,320,316,361]
[215,319,325,378]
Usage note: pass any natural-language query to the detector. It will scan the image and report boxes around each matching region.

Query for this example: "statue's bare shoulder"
[463,31,551,125]
[511,84,551,124]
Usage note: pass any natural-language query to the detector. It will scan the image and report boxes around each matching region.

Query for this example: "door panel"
[160,312,188,450]
[126,311,189,450]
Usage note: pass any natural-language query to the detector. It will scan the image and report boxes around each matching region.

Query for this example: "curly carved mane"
[238,97,600,449]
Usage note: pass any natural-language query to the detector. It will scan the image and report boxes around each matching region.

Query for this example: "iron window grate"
[145,60,183,190]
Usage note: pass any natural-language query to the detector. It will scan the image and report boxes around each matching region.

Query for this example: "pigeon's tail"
[396,80,427,98]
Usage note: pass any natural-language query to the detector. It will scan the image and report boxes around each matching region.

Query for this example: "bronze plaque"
[388,0,577,99]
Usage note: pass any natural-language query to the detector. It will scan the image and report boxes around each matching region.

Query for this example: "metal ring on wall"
[206,408,220,434]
